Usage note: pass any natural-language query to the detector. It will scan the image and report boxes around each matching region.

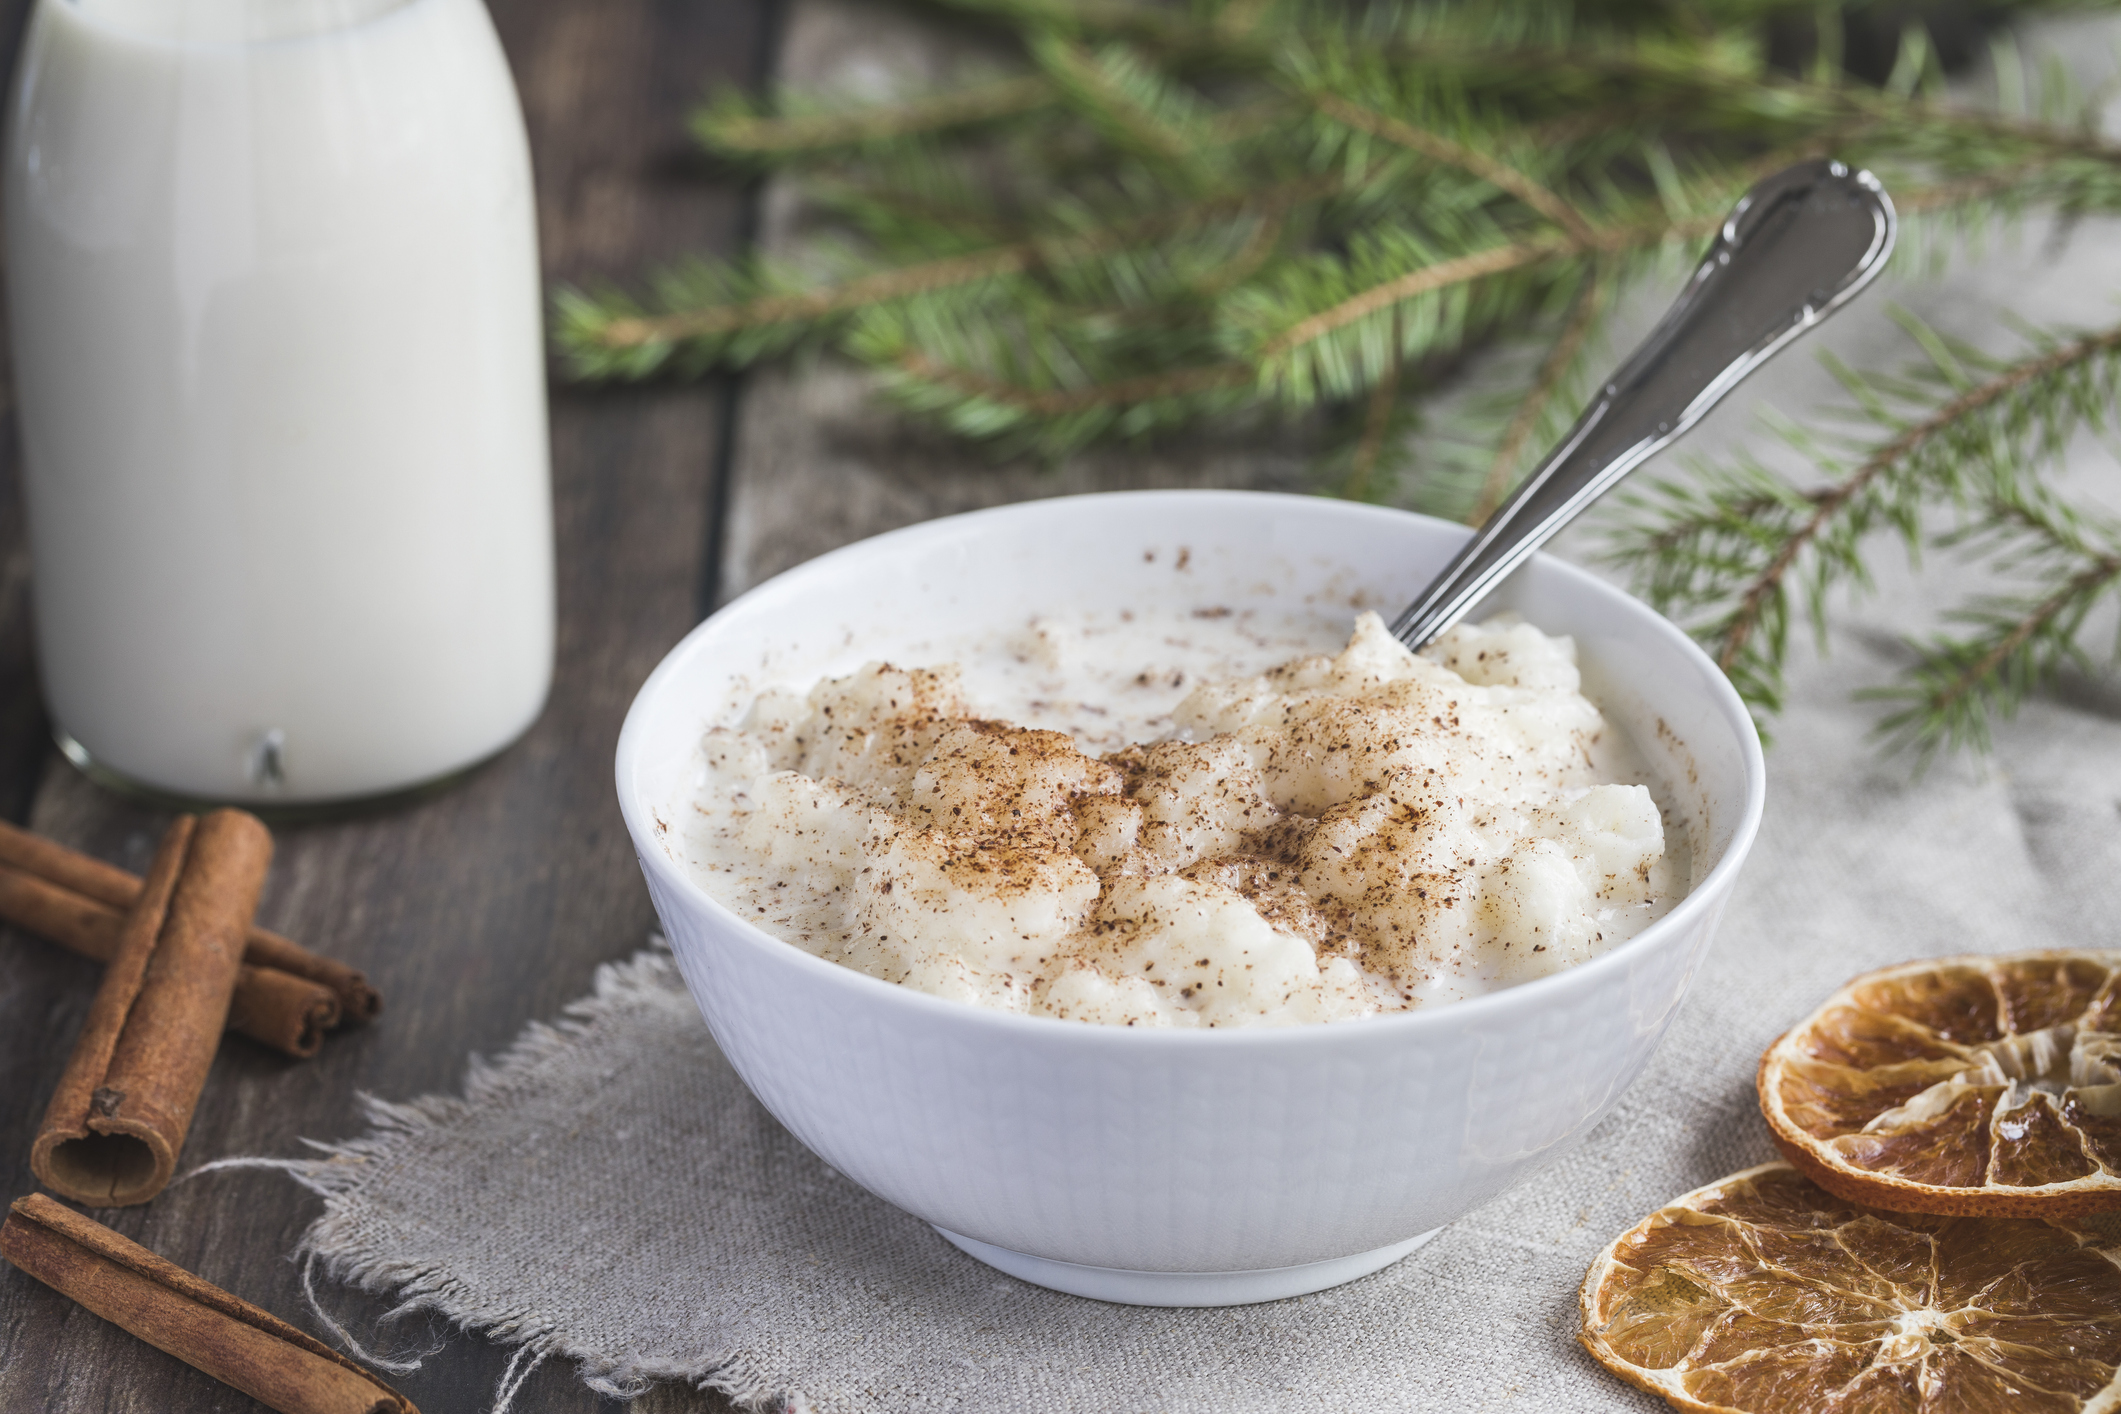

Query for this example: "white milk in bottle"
[3,0,554,803]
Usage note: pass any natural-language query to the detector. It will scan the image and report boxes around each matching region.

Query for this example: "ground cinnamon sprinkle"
[683,608,1684,1024]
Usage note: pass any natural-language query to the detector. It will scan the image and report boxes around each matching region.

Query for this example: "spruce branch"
[1713,320,2121,677]
[1302,90,1595,243]
[1469,260,1607,524]
[888,349,1249,415]
[1232,202,1726,403]
[564,0,2121,756]
[1342,349,1405,503]
[1247,233,1568,365]
[558,176,1346,376]
[1609,314,2121,725]
[859,323,1255,455]
[1871,488,2121,761]
[1859,91,2121,170]
[1186,202,1289,296]
[1029,34,1229,174]
[693,75,1058,161]
[589,245,1033,350]
[1313,334,1434,507]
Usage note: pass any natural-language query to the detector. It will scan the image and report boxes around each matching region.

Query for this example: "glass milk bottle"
[4,0,554,804]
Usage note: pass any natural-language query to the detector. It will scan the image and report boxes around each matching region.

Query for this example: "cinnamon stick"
[0,862,340,1058]
[2,1193,417,1414]
[0,817,379,1025]
[33,811,273,1207]
[225,965,341,1060]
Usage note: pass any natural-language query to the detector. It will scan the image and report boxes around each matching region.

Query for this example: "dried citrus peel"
[1759,952,2121,1216]
[1580,1162,2121,1413]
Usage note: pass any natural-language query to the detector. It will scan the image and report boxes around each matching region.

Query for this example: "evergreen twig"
[1608,314,2121,729]
[1719,322,2121,676]
[1343,349,1405,503]
[694,75,1059,159]
[1302,91,1594,242]
[1871,488,2121,761]
[1470,260,1606,524]
[558,0,2121,756]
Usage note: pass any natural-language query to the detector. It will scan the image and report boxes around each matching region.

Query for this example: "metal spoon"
[1391,158,1896,651]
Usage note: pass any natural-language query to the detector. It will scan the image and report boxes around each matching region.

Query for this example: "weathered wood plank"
[0,0,768,1409]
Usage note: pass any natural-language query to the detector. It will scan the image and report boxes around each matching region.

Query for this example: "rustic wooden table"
[0,0,774,1408]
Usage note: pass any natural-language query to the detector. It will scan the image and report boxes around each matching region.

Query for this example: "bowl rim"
[616,489,1767,1048]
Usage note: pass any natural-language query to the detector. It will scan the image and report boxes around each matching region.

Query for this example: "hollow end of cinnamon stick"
[32,818,196,1207]
[242,927,380,1026]
[32,811,272,1208]
[338,977,382,1026]
[226,965,338,1059]
[31,1124,170,1210]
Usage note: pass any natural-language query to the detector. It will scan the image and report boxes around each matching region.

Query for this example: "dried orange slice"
[1759,951,2121,1216]
[1580,1161,2121,1412]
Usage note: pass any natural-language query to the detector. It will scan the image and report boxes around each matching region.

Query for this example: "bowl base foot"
[933,1226,1440,1307]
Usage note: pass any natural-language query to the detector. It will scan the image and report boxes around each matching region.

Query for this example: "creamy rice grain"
[682,611,1679,1026]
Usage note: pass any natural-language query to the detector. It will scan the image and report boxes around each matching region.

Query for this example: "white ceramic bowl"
[616,491,1765,1306]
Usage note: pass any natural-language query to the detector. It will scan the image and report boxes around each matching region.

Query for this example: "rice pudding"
[673,608,1684,1027]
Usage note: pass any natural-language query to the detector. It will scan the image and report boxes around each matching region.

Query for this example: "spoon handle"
[1391,159,1896,651]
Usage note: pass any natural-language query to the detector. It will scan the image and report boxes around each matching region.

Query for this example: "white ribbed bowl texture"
[616,492,1766,1305]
